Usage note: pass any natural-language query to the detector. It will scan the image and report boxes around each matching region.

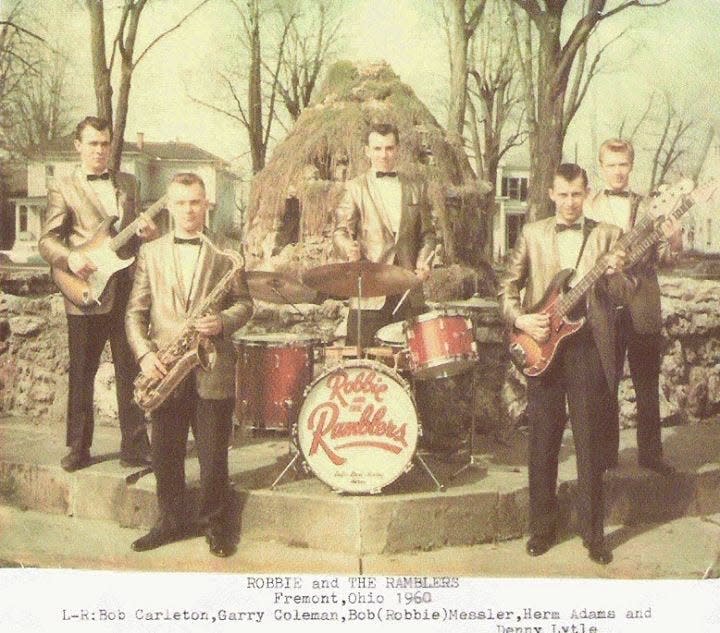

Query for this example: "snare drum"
[296,360,420,494]
[374,321,410,372]
[404,310,478,380]
[233,333,320,431]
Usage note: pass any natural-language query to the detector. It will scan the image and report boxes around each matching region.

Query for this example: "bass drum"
[296,359,419,494]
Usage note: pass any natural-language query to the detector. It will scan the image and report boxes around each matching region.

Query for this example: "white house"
[3,133,239,264]
[491,162,530,260]
[686,127,720,255]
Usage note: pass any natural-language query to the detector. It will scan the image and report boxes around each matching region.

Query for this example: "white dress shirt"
[174,235,203,304]
[86,175,119,218]
[371,172,402,235]
[556,217,585,272]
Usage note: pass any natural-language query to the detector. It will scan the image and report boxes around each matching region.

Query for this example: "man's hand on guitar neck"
[136,213,159,241]
[602,249,626,276]
[515,313,550,343]
[67,251,98,281]
[660,215,683,252]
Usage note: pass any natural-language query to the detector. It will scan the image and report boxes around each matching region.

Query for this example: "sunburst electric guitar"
[51,196,166,310]
[508,178,718,377]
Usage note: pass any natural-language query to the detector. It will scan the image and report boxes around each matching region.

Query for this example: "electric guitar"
[51,196,166,310]
[508,178,718,377]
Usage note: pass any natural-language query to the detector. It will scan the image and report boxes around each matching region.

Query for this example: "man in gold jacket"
[333,123,436,346]
[499,163,634,565]
[125,173,253,557]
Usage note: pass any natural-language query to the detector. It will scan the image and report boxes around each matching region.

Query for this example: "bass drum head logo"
[297,360,419,494]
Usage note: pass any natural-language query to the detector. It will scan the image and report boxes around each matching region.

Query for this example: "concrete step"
[0,417,719,556]
[1,505,718,578]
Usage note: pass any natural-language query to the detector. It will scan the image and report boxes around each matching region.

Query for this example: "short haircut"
[554,163,588,188]
[365,123,400,145]
[169,172,206,193]
[599,138,634,164]
[75,116,111,141]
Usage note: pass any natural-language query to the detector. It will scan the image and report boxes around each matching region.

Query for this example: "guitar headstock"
[648,178,694,218]
[689,178,720,206]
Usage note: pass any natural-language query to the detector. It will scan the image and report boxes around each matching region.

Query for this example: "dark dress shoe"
[61,450,91,472]
[120,453,152,468]
[585,541,613,565]
[526,534,555,557]
[131,527,179,552]
[639,458,676,476]
[206,530,235,558]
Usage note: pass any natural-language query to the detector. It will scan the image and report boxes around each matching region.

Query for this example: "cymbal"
[302,261,421,298]
[246,271,319,304]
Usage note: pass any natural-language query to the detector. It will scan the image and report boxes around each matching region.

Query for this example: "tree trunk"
[86,0,112,124]
[248,1,264,174]
[446,0,470,148]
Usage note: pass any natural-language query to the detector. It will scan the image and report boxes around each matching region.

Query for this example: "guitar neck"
[557,195,693,317]
[108,196,166,251]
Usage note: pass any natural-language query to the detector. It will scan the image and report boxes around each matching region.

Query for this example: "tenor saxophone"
[133,238,245,413]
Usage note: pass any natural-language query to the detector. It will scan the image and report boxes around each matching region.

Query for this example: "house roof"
[33,135,229,167]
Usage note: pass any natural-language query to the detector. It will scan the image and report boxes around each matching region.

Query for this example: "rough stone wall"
[1,271,718,434]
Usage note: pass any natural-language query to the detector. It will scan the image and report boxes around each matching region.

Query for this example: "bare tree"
[465,4,527,256]
[0,1,45,154]
[85,0,212,169]
[439,0,488,147]
[645,95,698,191]
[191,0,296,173]
[271,0,342,122]
[3,46,72,157]
[506,0,672,219]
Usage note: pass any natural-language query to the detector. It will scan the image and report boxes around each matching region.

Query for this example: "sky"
[9,0,720,189]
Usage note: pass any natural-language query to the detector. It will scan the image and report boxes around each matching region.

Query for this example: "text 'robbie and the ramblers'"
[58,576,658,629]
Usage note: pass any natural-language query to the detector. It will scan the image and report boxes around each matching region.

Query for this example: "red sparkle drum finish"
[233,333,319,431]
[297,360,419,494]
[404,310,478,380]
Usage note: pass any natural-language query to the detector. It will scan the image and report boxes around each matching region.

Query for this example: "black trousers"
[525,327,614,546]
[613,308,664,463]
[66,309,148,458]
[150,378,233,534]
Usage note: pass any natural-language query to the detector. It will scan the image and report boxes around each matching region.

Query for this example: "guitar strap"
[574,219,595,270]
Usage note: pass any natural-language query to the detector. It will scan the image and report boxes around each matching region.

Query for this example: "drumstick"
[392,251,434,316]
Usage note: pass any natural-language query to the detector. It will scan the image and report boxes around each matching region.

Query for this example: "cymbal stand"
[270,400,303,490]
[451,367,487,479]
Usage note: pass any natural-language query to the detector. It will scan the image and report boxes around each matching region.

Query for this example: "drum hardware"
[269,401,306,490]
[302,260,422,362]
[449,369,488,480]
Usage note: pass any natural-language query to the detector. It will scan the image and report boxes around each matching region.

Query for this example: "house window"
[18,206,28,233]
[501,176,528,201]
[45,164,55,178]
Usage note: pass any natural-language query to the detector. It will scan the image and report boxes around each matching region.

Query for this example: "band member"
[587,138,683,474]
[38,116,156,472]
[333,122,436,346]
[499,163,634,565]
[125,173,253,557]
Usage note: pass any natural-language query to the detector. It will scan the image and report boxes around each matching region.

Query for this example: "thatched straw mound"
[245,60,491,272]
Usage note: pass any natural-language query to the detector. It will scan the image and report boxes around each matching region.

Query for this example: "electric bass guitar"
[508,178,718,377]
[51,196,166,310]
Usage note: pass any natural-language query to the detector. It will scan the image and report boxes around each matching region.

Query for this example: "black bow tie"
[174,237,202,246]
[605,189,631,197]
[555,223,583,233]
[87,172,110,181]
[376,171,397,178]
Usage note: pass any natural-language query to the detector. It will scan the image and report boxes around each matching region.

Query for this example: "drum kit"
[233,261,486,495]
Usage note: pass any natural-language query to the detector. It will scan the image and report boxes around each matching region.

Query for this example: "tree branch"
[134,0,212,68]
